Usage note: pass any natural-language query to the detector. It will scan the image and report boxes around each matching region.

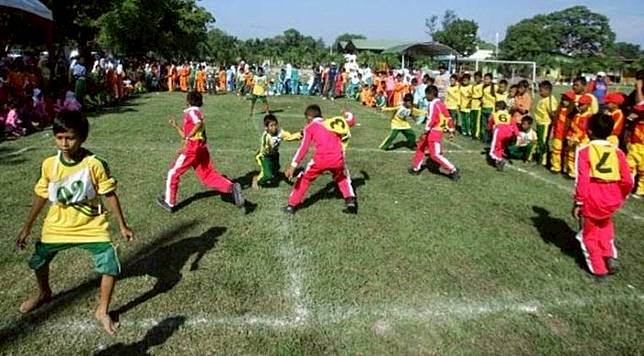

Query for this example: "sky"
[202,0,644,47]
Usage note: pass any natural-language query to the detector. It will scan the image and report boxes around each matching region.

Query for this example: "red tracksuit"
[288,115,355,207]
[412,98,456,172]
[165,107,233,207]
[574,140,633,276]
[488,110,518,162]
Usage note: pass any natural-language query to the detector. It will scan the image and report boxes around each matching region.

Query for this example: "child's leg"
[598,217,617,260]
[255,153,275,186]
[20,264,52,313]
[577,217,611,276]
[288,162,322,207]
[550,138,563,173]
[536,124,550,165]
[480,109,492,143]
[379,130,400,150]
[566,142,577,178]
[628,144,644,195]
[262,96,269,113]
[489,128,504,162]
[449,110,459,130]
[249,96,257,115]
[428,141,456,173]
[411,136,429,171]
[460,111,470,136]
[194,148,234,194]
[402,129,417,148]
[332,164,355,199]
[165,152,195,206]
[471,109,481,139]
[95,275,118,335]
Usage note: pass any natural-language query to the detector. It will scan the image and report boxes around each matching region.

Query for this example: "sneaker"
[156,196,175,213]
[450,167,461,182]
[592,274,610,283]
[232,183,245,207]
[282,205,296,215]
[343,198,358,214]
[408,168,421,175]
[606,258,620,275]
[496,159,506,172]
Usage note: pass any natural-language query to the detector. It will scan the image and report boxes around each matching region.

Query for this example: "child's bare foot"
[251,176,259,189]
[95,311,119,336]
[19,292,52,313]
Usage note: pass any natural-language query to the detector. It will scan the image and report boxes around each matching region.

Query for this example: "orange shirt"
[197,70,206,82]
[568,110,593,143]
[391,82,408,105]
[552,107,571,139]
[244,72,253,86]
[513,93,532,115]
[609,109,625,137]
[631,119,644,144]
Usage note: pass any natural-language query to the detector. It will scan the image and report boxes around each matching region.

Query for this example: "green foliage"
[230,28,328,66]
[609,42,642,59]
[425,10,478,56]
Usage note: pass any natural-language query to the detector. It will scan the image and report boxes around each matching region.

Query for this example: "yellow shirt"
[252,75,267,96]
[575,94,599,115]
[258,129,301,157]
[445,84,460,110]
[459,84,473,113]
[34,150,117,243]
[496,91,509,106]
[534,95,559,125]
[382,106,425,129]
[481,85,496,109]
[471,83,484,110]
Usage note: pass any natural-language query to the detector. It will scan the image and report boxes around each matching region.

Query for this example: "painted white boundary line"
[0,146,33,158]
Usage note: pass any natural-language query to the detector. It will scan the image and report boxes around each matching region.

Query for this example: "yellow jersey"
[534,95,559,125]
[381,106,425,129]
[34,150,117,244]
[459,84,473,112]
[481,85,496,109]
[445,84,460,110]
[258,129,301,157]
[496,91,509,106]
[471,83,484,110]
[252,75,268,96]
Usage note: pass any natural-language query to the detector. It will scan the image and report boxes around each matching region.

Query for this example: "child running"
[284,105,357,214]
[409,85,460,180]
[16,110,134,335]
[250,67,269,116]
[252,114,302,188]
[157,92,244,213]
[379,93,425,150]
[573,114,633,281]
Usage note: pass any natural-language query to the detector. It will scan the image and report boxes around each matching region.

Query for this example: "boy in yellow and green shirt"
[470,71,484,139]
[252,114,302,188]
[480,73,497,143]
[445,74,461,131]
[250,67,269,116]
[379,93,425,150]
[534,80,558,166]
[459,74,473,136]
[16,110,134,336]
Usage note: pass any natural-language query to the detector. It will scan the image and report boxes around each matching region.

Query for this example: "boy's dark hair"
[495,101,507,110]
[499,79,508,86]
[539,80,553,91]
[636,70,644,81]
[403,93,414,103]
[305,104,322,118]
[53,110,89,140]
[518,79,530,88]
[573,76,587,86]
[588,114,613,139]
[187,91,203,107]
[474,71,482,78]
[263,114,278,127]
[425,85,439,97]
[461,73,471,80]
[484,73,493,79]
[411,78,418,85]
[521,115,534,125]
[450,74,458,80]
[427,77,435,84]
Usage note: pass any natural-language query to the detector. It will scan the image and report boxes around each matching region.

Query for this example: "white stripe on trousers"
[489,129,502,161]
[432,142,455,171]
[575,228,595,275]
[165,154,186,206]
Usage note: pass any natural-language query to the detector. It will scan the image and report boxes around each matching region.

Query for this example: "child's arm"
[16,196,47,250]
[280,130,302,141]
[103,192,134,242]
[168,118,184,138]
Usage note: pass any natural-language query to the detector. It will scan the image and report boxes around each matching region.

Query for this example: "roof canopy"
[383,42,460,57]
[0,0,53,21]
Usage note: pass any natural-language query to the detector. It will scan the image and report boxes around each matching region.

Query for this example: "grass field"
[0,92,643,355]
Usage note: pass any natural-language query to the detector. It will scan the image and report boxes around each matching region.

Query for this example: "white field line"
[0,146,33,158]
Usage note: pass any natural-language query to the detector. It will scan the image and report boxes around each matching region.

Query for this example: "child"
[470,71,484,140]
[379,93,425,150]
[507,116,538,162]
[480,73,496,143]
[511,80,532,122]
[409,85,460,180]
[196,65,206,93]
[284,106,357,214]
[360,84,373,107]
[413,75,430,124]
[218,66,227,92]
[604,92,625,146]
[572,77,599,114]
[445,74,460,131]
[488,101,517,170]
[16,110,134,335]
[566,94,594,178]
[573,114,633,281]
[534,81,558,165]
[458,74,473,136]
[390,74,408,106]
[507,84,518,109]
[157,92,244,212]
[250,67,269,116]
[252,114,302,188]
[550,91,577,174]
[626,104,644,198]
[374,88,387,108]
[496,79,509,106]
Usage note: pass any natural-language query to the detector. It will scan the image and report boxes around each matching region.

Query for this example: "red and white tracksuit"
[574,141,633,276]
[488,111,518,163]
[412,98,456,172]
[288,115,355,207]
[165,107,233,207]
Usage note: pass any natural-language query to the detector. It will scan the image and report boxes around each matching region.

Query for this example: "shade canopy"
[383,42,460,57]
[0,0,53,21]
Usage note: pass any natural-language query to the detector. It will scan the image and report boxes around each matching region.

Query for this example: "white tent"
[0,0,53,21]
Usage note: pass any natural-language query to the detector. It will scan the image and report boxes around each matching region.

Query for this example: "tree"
[425,10,478,56]
[202,28,240,64]
[609,42,642,59]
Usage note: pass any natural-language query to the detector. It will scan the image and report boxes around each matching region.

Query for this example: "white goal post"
[458,58,537,95]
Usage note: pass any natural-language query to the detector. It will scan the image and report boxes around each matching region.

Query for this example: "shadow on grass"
[173,182,258,215]
[531,206,585,269]
[384,141,416,151]
[299,170,370,210]
[0,220,199,347]
[95,315,185,356]
[112,226,225,317]
[86,100,142,119]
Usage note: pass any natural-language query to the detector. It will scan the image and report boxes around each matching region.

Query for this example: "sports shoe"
[496,159,506,172]
[408,167,421,175]
[282,205,296,215]
[343,198,358,214]
[232,183,245,207]
[606,258,620,275]
[592,274,609,283]
[450,167,461,182]
[156,196,175,213]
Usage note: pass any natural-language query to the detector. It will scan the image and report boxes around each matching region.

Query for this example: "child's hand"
[16,227,30,250]
[168,118,179,128]
[285,166,296,180]
[120,225,134,243]
[448,133,455,142]
[571,205,581,220]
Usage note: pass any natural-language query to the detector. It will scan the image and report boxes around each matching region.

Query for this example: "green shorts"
[251,94,268,104]
[29,241,121,276]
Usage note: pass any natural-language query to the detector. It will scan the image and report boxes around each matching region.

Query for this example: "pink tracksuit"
[412,98,456,172]
[574,141,633,276]
[288,115,355,207]
[165,107,233,207]
[489,116,518,163]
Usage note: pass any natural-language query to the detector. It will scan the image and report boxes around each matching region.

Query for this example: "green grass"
[0,92,643,355]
